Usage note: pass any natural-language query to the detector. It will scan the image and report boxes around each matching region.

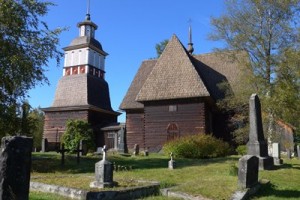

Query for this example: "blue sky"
[28,0,225,122]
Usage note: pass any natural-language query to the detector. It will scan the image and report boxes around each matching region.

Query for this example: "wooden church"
[120,31,246,152]
[42,12,120,150]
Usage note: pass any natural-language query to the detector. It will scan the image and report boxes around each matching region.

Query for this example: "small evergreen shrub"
[163,134,230,159]
[236,145,247,156]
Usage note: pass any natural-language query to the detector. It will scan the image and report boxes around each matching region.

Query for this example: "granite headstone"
[238,155,259,189]
[0,136,33,200]
[247,94,273,170]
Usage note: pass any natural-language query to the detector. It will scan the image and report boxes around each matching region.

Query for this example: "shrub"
[163,134,230,159]
[62,120,95,153]
[236,145,247,156]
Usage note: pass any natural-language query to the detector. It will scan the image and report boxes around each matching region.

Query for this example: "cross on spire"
[86,0,91,20]
[187,19,194,54]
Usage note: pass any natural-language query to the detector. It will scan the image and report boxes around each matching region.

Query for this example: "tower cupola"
[62,8,108,79]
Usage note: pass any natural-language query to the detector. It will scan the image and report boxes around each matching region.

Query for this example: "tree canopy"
[0,0,63,135]
[210,0,300,143]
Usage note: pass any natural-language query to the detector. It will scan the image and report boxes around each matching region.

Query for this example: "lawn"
[30,152,300,200]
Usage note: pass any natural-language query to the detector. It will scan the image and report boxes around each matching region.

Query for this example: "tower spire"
[86,0,91,20]
[187,19,194,55]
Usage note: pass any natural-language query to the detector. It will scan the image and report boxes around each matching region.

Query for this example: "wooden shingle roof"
[52,74,114,112]
[136,35,210,102]
[120,35,246,110]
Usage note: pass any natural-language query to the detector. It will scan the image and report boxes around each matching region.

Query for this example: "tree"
[155,39,169,58]
[210,0,300,143]
[0,0,63,135]
[27,107,44,150]
[62,120,95,153]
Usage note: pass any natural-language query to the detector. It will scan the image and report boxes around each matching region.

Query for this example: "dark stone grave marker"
[238,155,259,189]
[58,144,68,166]
[247,94,273,170]
[0,136,33,200]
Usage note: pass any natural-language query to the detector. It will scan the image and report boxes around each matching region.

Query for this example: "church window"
[169,105,177,112]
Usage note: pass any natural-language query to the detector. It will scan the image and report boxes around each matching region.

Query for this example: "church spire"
[86,0,91,20]
[187,22,194,55]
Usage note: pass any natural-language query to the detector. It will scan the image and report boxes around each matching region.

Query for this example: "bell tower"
[42,3,120,151]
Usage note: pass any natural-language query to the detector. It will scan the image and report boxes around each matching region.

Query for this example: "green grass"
[250,158,300,200]
[30,152,300,200]
[29,191,73,200]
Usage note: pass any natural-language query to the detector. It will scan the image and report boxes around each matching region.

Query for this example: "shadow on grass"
[272,163,300,171]
[252,182,300,199]
[31,152,239,174]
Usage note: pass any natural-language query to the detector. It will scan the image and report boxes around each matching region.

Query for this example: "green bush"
[163,134,230,159]
[236,145,247,156]
[62,120,95,153]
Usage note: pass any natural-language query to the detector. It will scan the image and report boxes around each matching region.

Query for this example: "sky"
[28,0,225,122]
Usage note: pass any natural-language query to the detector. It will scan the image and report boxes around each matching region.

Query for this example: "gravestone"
[272,143,283,165]
[0,136,33,200]
[238,155,259,189]
[247,94,273,170]
[168,152,176,170]
[297,145,300,159]
[133,144,139,156]
[90,145,115,188]
[79,140,87,156]
[144,147,149,156]
[41,138,48,152]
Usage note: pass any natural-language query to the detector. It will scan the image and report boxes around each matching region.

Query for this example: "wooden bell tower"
[42,4,120,150]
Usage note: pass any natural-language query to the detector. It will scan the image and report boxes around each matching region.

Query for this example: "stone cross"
[58,144,68,166]
[247,94,273,170]
[168,152,175,170]
[297,145,300,159]
[102,145,107,161]
[74,142,84,164]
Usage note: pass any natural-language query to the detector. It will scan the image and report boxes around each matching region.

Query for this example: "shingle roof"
[63,36,108,56]
[136,35,210,102]
[120,35,246,110]
[119,60,156,110]
[52,74,113,112]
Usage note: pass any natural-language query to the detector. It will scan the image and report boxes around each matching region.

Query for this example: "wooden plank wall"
[144,102,207,151]
[43,110,88,145]
[125,110,145,151]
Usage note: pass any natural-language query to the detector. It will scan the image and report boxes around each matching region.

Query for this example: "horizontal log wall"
[125,110,145,151]
[144,101,207,151]
[43,110,88,144]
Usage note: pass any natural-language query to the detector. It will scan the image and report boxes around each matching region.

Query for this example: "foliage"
[163,134,230,159]
[155,39,169,58]
[0,0,63,136]
[210,0,300,143]
[61,120,94,153]
[27,107,44,149]
[236,145,247,156]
